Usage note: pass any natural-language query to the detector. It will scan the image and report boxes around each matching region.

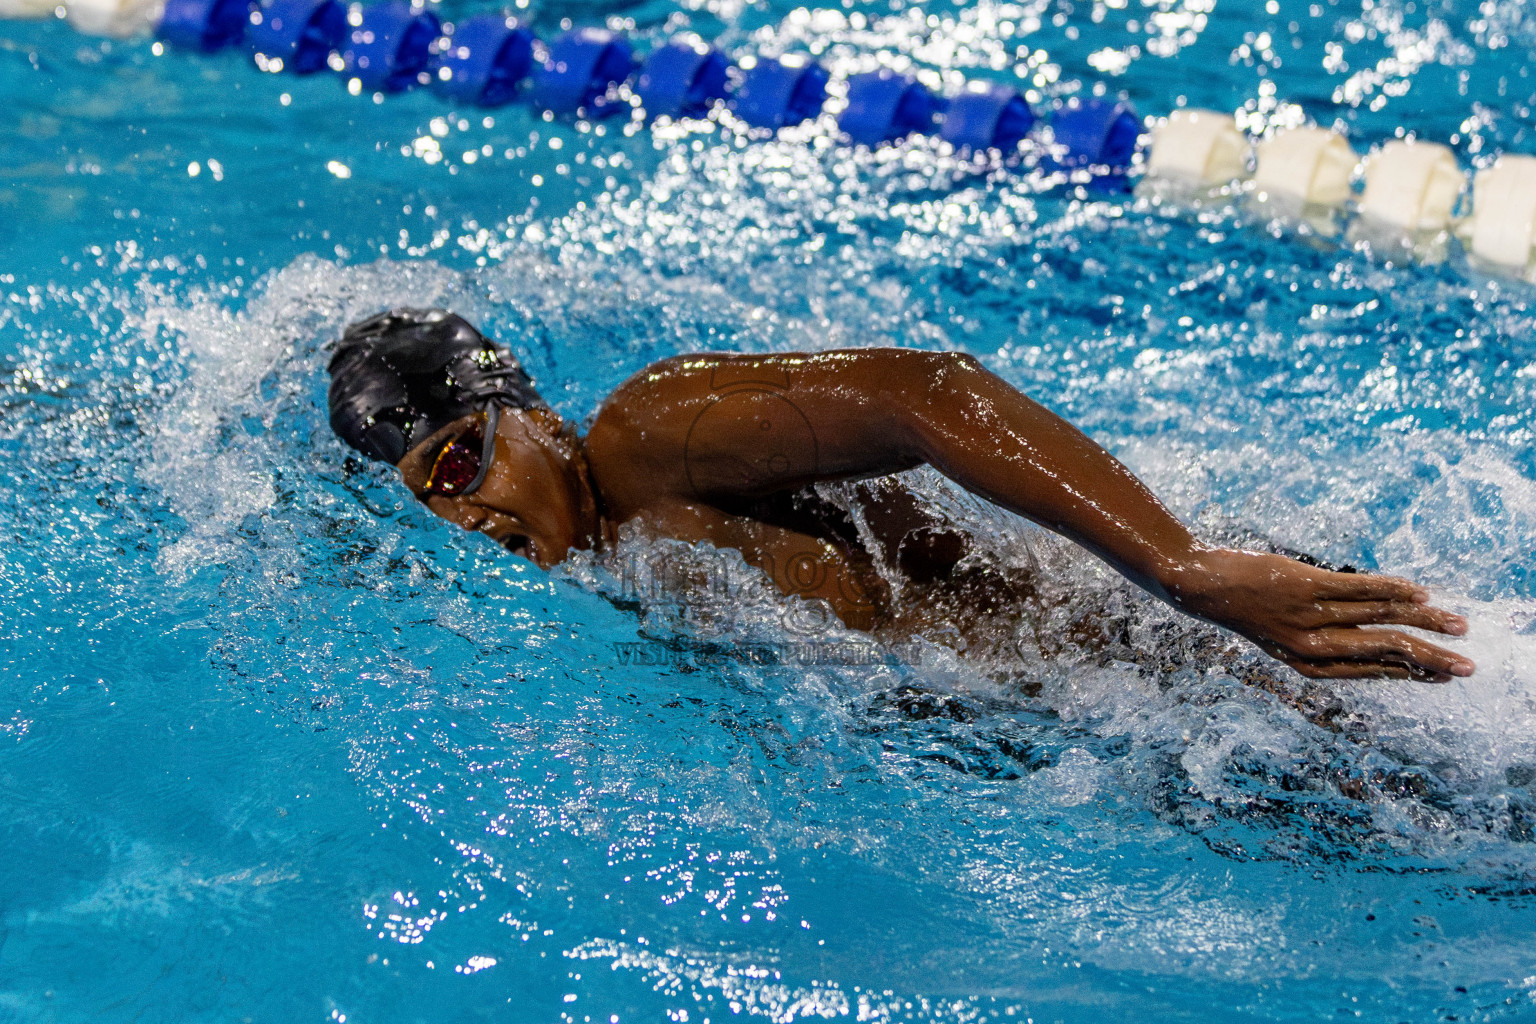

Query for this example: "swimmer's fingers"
[1176,550,1471,681]
[1312,600,1468,636]
[1267,653,1452,684]
[1282,627,1474,679]
[1309,571,1427,604]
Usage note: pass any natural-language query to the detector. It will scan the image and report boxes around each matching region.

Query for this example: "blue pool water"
[7,0,1536,1019]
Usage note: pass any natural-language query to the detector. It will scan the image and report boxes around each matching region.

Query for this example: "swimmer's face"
[397,407,590,568]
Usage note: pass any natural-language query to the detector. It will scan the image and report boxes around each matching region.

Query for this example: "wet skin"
[396,348,1474,682]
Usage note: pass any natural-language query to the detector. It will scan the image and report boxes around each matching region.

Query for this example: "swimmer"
[328,308,1474,683]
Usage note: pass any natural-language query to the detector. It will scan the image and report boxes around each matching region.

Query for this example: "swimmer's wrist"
[1145,545,1224,610]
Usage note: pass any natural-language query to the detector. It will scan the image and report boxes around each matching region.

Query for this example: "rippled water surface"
[7,0,1536,1019]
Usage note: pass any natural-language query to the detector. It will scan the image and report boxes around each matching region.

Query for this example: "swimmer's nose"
[427,496,488,532]
[455,508,489,531]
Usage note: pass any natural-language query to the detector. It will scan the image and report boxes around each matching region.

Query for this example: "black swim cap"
[327,308,546,464]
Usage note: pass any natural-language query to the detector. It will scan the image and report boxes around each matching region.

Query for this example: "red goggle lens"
[424,427,483,497]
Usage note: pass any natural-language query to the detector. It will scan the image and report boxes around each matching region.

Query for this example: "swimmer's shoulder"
[586,351,830,511]
[598,347,943,408]
[583,355,719,508]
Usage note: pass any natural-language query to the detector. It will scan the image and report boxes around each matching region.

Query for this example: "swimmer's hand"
[1164,549,1474,682]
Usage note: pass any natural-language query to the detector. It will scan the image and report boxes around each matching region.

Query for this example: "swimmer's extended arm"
[591,349,1473,681]
[887,354,1473,681]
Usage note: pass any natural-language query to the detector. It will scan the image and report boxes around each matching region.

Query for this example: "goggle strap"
[461,404,500,497]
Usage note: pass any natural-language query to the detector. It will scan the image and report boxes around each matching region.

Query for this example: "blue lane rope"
[154,0,1144,166]
[246,0,345,73]
[23,0,1536,275]
[29,0,1536,273]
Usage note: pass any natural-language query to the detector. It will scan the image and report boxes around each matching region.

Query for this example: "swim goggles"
[422,405,501,499]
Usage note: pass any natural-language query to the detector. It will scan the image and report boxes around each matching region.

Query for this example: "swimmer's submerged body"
[328,309,1474,683]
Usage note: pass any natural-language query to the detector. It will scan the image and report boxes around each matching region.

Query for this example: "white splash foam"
[136,256,462,579]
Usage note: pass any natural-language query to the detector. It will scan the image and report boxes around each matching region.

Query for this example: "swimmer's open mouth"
[498,533,533,560]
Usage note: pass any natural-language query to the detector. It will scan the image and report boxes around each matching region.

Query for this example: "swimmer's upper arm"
[588,349,982,511]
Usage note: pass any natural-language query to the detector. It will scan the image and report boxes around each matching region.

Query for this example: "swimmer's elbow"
[909,350,984,378]
[875,351,984,404]
[885,350,988,428]
[920,352,988,401]
[940,351,985,374]
[843,351,983,467]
